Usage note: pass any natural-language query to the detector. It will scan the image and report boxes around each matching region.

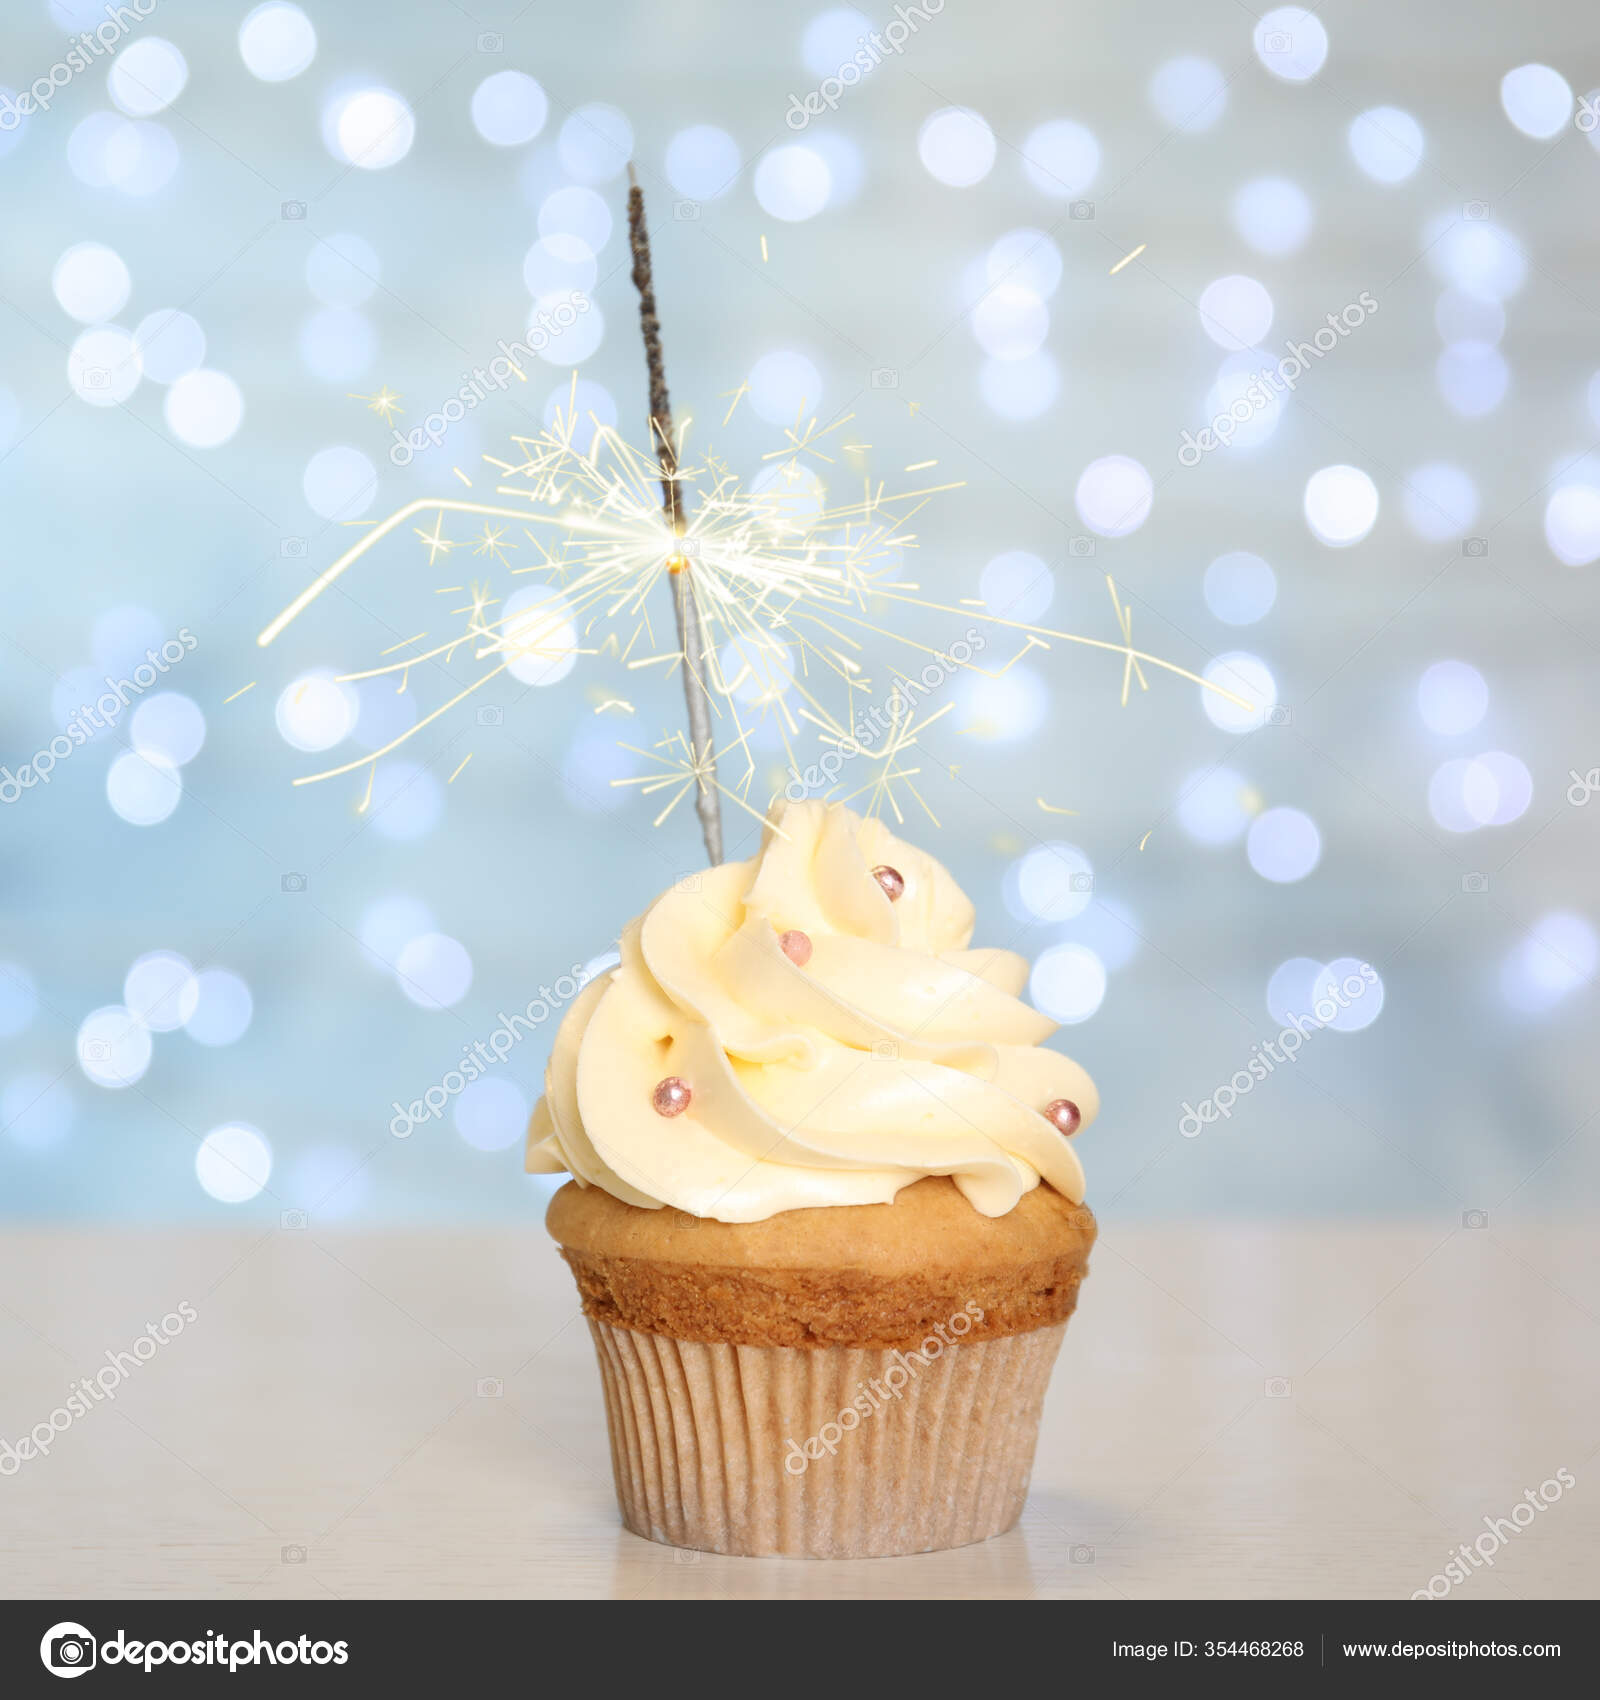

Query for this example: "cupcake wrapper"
[588,1318,1067,1559]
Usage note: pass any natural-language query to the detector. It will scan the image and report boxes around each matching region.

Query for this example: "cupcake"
[528,799,1098,1558]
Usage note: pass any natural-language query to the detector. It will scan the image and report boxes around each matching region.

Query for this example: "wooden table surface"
[1,1220,1594,1599]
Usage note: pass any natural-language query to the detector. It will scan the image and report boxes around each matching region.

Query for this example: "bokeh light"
[979,354,1059,420]
[1148,56,1227,132]
[165,369,244,446]
[395,932,473,1009]
[559,104,633,182]
[367,761,443,841]
[77,1005,153,1088]
[130,693,206,766]
[1347,107,1424,182]
[1204,551,1277,624]
[1030,942,1107,1024]
[801,8,875,78]
[972,286,1049,360]
[106,752,181,826]
[1019,118,1099,198]
[1247,806,1322,882]
[1253,8,1329,81]
[1304,464,1379,546]
[502,587,579,685]
[239,3,317,82]
[184,970,254,1047]
[68,326,141,406]
[748,350,823,422]
[918,108,996,187]
[1202,652,1277,733]
[1402,462,1479,541]
[330,87,415,169]
[1176,766,1255,846]
[1502,912,1598,1014]
[985,229,1063,298]
[196,1124,272,1204]
[1417,660,1488,735]
[1008,842,1094,923]
[53,242,131,323]
[1,1074,76,1150]
[360,895,436,971]
[538,185,612,251]
[1232,178,1312,256]
[1074,455,1152,537]
[1462,751,1532,826]
[276,672,358,753]
[108,38,188,117]
[754,144,832,219]
[0,965,39,1038]
[1198,275,1274,351]
[133,310,205,384]
[1543,482,1600,565]
[124,950,196,1033]
[303,445,377,518]
[1500,64,1573,138]
[980,550,1054,622]
[1312,959,1384,1032]
[664,124,741,199]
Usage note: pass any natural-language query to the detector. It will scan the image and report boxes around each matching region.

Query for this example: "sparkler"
[257,187,1252,858]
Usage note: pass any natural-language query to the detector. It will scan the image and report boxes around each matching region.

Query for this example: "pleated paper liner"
[588,1318,1067,1559]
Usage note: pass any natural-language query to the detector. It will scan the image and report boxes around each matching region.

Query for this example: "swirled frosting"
[526,800,1097,1222]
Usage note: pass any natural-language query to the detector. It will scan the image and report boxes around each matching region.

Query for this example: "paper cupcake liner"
[587,1318,1067,1559]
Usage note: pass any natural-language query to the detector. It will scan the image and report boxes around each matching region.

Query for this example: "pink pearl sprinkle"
[871,864,905,902]
[651,1076,692,1117]
[1044,1098,1081,1136]
[780,929,813,966]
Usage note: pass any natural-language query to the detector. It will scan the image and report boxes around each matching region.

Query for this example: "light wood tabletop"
[1,1219,1594,1600]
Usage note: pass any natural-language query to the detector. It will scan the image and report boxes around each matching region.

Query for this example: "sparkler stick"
[627,166,723,866]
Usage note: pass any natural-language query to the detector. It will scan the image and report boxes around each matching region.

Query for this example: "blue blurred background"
[2,0,1595,1223]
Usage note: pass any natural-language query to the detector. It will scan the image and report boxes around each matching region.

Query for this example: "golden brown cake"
[550,1175,1096,1349]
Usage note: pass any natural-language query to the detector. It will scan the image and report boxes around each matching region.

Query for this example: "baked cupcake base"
[548,1177,1095,1558]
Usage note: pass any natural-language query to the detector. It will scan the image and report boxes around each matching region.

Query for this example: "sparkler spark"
[257,384,1252,828]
